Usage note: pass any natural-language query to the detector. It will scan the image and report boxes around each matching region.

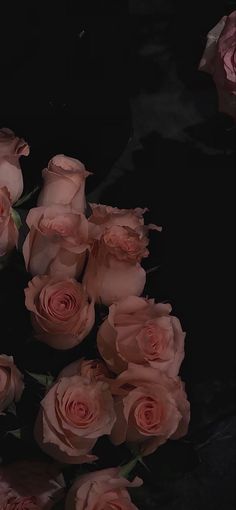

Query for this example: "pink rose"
[199,11,236,119]
[0,128,30,204]
[83,226,149,305]
[0,460,64,509]
[37,155,91,213]
[65,468,142,510]
[110,364,190,456]
[0,187,19,257]
[0,354,24,413]
[23,206,90,278]
[58,358,112,382]
[88,203,149,232]
[97,296,185,377]
[24,275,95,350]
[34,375,116,464]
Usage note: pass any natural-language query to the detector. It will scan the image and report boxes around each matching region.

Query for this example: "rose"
[0,460,64,509]
[59,358,112,382]
[199,11,236,119]
[24,275,95,349]
[0,128,29,204]
[88,203,149,231]
[23,206,90,278]
[34,375,116,464]
[97,296,185,377]
[65,468,142,510]
[0,187,19,257]
[37,154,91,213]
[1,497,39,510]
[83,226,149,306]
[0,354,24,413]
[110,364,190,456]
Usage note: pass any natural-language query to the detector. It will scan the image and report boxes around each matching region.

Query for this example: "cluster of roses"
[0,127,190,509]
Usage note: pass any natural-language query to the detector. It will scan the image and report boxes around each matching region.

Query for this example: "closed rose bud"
[0,187,19,257]
[0,128,29,204]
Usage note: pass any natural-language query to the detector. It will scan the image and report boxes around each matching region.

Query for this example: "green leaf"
[14,186,40,207]
[11,208,22,229]
[26,371,54,388]
[6,428,21,440]
[119,456,140,478]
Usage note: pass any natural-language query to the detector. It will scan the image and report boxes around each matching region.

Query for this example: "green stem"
[119,455,141,478]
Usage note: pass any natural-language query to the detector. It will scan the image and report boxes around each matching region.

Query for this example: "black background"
[0,1,235,509]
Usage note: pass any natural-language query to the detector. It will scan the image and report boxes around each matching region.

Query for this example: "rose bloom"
[0,460,65,509]
[65,468,142,510]
[34,375,116,464]
[97,296,185,377]
[0,187,19,257]
[0,354,24,413]
[24,275,95,350]
[88,203,149,232]
[0,127,29,204]
[23,205,90,278]
[199,10,236,119]
[37,154,91,213]
[110,363,190,456]
[58,358,112,382]
[83,225,149,306]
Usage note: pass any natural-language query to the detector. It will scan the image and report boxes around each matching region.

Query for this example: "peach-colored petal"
[0,128,30,204]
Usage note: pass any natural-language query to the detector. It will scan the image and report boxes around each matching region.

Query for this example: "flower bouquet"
[0,127,190,509]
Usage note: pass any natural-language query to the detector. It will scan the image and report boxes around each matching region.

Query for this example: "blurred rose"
[0,128,29,204]
[110,364,190,456]
[37,155,91,213]
[89,203,148,232]
[0,354,24,413]
[23,206,90,278]
[65,468,142,510]
[83,225,148,305]
[97,296,185,377]
[0,460,64,509]
[25,275,95,349]
[199,11,236,119]
[0,187,19,257]
[34,375,116,464]
[58,358,112,382]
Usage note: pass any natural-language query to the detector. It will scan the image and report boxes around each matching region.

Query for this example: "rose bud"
[37,154,91,213]
[65,468,142,510]
[0,187,19,257]
[0,127,29,204]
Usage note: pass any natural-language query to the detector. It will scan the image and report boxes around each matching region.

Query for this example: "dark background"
[0,1,235,509]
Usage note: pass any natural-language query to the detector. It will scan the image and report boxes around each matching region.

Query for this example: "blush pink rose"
[23,206,90,278]
[65,468,142,510]
[24,275,95,350]
[0,354,24,413]
[37,155,91,213]
[110,363,190,456]
[0,187,19,257]
[89,203,148,232]
[83,226,149,306]
[0,460,65,509]
[199,11,236,119]
[58,358,112,382]
[34,375,116,464]
[97,296,185,377]
[0,128,30,204]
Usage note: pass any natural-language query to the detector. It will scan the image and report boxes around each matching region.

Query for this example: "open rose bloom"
[0,354,24,413]
[0,460,65,509]
[110,364,190,456]
[37,155,91,213]
[25,275,95,349]
[97,296,185,377]
[58,358,113,382]
[0,128,29,204]
[65,469,142,510]
[0,187,19,257]
[34,375,116,463]
[199,10,236,119]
